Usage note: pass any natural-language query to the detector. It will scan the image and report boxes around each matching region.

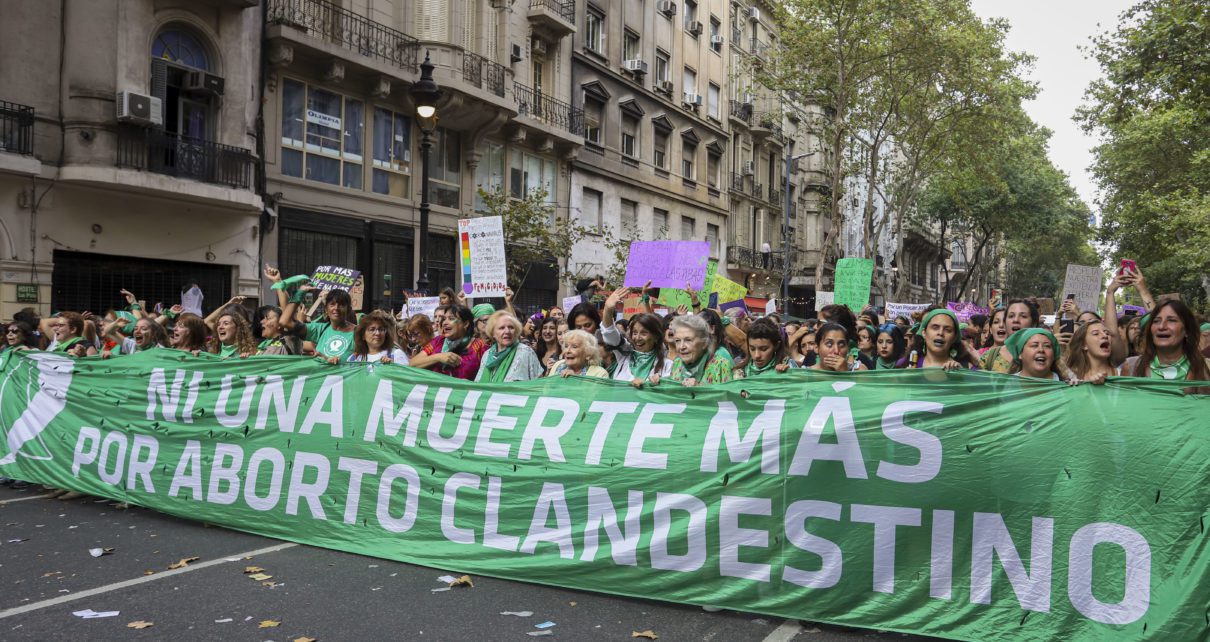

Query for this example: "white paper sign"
[815,291,834,309]
[562,295,583,314]
[885,302,932,321]
[457,216,508,299]
[180,285,203,317]
[405,296,440,320]
[765,298,777,315]
[1062,264,1104,313]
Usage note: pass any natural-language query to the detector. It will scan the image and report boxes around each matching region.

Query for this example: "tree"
[597,220,670,286]
[475,187,594,291]
[1077,0,1210,308]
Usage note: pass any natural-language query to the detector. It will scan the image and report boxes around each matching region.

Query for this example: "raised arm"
[1129,266,1156,311]
[204,296,245,329]
[601,286,629,329]
[1104,273,1129,365]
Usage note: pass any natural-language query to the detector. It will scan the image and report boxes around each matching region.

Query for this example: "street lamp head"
[411,51,441,120]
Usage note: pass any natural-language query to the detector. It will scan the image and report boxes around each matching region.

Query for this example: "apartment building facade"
[0,0,263,319]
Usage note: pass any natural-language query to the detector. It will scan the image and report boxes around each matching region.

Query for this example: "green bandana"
[1200,323,1210,333]
[876,357,898,370]
[53,337,84,353]
[441,335,472,355]
[743,358,778,377]
[481,343,517,383]
[1004,328,1061,364]
[219,343,238,359]
[679,354,709,382]
[1149,354,1190,381]
[628,350,658,380]
[472,304,496,320]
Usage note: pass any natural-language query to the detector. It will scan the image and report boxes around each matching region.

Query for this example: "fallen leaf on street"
[569,601,577,607]
[243,566,264,574]
[293,637,317,642]
[449,575,473,588]
[258,620,280,629]
[126,621,154,629]
[248,573,273,581]
[142,571,155,576]
[168,556,199,569]
[632,631,659,639]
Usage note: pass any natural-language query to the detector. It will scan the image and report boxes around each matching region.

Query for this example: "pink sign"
[946,301,989,323]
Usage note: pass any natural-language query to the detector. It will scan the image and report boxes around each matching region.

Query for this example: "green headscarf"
[919,308,960,334]
[628,349,658,380]
[117,311,138,335]
[1004,328,1061,364]
[1200,322,1210,333]
[472,303,495,320]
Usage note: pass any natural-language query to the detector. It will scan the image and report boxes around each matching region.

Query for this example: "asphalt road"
[0,484,932,641]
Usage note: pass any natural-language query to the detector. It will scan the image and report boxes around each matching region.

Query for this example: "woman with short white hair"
[476,311,545,383]
[547,329,610,378]
[665,315,733,386]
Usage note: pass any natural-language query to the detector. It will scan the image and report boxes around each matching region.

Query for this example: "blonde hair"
[485,310,522,339]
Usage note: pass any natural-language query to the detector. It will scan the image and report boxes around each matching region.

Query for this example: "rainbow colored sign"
[456,216,508,298]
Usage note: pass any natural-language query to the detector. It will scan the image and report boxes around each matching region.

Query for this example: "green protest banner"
[2,351,1208,641]
[834,258,875,311]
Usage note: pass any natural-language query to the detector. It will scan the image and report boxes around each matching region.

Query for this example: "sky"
[968,0,1136,214]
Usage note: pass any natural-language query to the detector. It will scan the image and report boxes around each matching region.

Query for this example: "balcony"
[750,38,771,59]
[463,51,506,97]
[767,186,783,206]
[116,127,254,190]
[0,99,34,156]
[514,83,585,137]
[528,0,576,36]
[731,26,744,49]
[728,99,752,126]
[267,0,419,70]
[751,112,781,139]
[727,245,788,272]
[730,172,748,194]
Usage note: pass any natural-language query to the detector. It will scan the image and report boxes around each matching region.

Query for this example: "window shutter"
[151,58,168,105]
[416,0,449,42]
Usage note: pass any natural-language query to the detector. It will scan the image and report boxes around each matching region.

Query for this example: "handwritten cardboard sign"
[834,258,874,311]
[312,265,360,291]
[711,275,747,305]
[815,291,834,309]
[405,296,440,320]
[623,241,710,289]
[1062,264,1104,313]
[886,302,931,321]
[458,216,508,299]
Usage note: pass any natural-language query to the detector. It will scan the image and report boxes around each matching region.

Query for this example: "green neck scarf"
[744,358,777,377]
[53,337,84,353]
[441,335,471,355]
[876,356,898,370]
[628,349,658,380]
[1150,354,1190,381]
[482,343,518,383]
[219,343,238,359]
[680,354,709,382]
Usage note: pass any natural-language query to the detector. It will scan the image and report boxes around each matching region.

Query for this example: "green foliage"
[1077,0,1210,307]
[475,186,593,290]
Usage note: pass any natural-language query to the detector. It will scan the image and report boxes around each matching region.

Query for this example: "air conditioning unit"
[511,44,524,64]
[710,35,725,45]
[742,160,755,175]
[683,92,702,107]
[748,6,761,21]
[531,39,548,56]
[656,79,674,93]
[623,59,649,75]
[687,21,703,36]
[115,91,163,127]
[656,0,676,16]
[185,70,225,96]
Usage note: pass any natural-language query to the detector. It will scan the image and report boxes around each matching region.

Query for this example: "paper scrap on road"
[72,609,120,619]
[167,556,199,569]
[126,621,153,629]
[214,618,233,623]
[500,611,534,617]
[632,631,659,639]
[88,547,114,558]
[436,575,457,584]
[535,621,556,629]
[430,587,451,593]
[526,632,553,637]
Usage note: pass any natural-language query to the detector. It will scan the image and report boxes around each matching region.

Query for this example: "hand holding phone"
[1120,258,1137,276]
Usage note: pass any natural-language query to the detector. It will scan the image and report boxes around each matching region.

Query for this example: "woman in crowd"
[1063,320,1116,384]
[170,313,209,355]
[547,329,609,379]
[52,312,96,357]
[547,306,565,324]
[571,299,623,373]
[979,299,1038,373]
[402,315,434,359]
[410,305,489,380]
[212,309,257,359]
[1200,322,1210,359]
[874,323,907,369]
[302,289,358,362]
[1006,328,1066,381]
[476,311,544,383]
[1120,299,1210,384]
[472,304,495,342]
[344,310,408,365]
[810,323,867,372]
[734,318,795,378]
[787,323,817,367]
[697,309,737,366]
[438,287,458,307]
[608,312,673,386]
[980,308,1008,356]
[910,309,979,370]
[534,317,563,371]
[819,304,874,370]
[666,315,733,386]
[3,321,38,354]
[856,325,877,362]
[103,317,169,357]
[256,305,304,356]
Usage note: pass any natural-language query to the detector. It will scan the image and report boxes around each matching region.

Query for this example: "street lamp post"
[783,143,813,314]
[410,52,441,293]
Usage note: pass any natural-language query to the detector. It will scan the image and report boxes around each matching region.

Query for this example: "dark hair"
[820,304,857,342]
[860,308,881,327]
[323,289,357,326]
[969,314,988,328]
[911,311,977,367]
[876,323,907,362]
[815,322,850,348]
[982,308,1007,349]
[134,318,170,349]
[353,310,398,357]
[627,312,667,374]
[13,307,40,328]
[697,309,727,352]
[172,313,209,352]
[1136,299,1210,381]
[567,302,602,333]
[1064,319,1109,380]
[438,287,458,304]
[536,317,562,362]
[857,324,875,346]
[444,305,475,333]
[746,318,786,364]
[1004,298,1039,328]
[4,321,38,349]
[255,305,280,340]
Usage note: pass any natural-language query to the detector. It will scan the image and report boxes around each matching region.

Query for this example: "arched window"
[152,27,211,71]
[951,240,967,268]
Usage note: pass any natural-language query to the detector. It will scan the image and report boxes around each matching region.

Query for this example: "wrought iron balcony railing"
[529,0,575,23]
[514,83,585,136]
[464,51,506,97]
[116,127,254,190]
[730,172,747,194]
[0,99,34,155]
[727,245,788,272]
[267,0,419,70]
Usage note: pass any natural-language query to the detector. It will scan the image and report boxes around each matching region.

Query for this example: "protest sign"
[311,265,360,291]
[405,296,440,320]
[711,275,747,305]
[1118,304,1147,316]
[815,291,834,308]
[562,295,584,314]
[834,258,875,311]
[1037,297,1056,316]
[885,302,931,321]
[946,301,990,323]
[656,289,693,311]
[3,351,1208,641]
[765,299,777,315]
[457,216,508,299]
[624,241,710,289]
[621,292,645,319]
[1062,264,1104,312]
[719,299,747,313]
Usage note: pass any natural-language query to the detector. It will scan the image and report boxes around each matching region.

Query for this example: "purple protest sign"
[946,301,989,323]
[1119,304,1147,316]
[623,241,711,289]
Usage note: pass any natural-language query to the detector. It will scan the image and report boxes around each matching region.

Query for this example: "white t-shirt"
[347,348,409,365]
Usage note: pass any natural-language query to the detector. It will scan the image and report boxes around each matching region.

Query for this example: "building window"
[623,30,640,62]
[474,141,505,211]
[510,151,556,201]
[429,128,461,208]
[681,215,695,240]
[280,78,364,189]
[684,0,698,29]
[371,107,411,198]
[951,240,967,268]
[709,18,722,53]
[707,223,719,255]
[707,150,720,188]
[682,141,696,181]
[621,199,638,231]
[653,209,669,237]
[586,8,605,55]
[621,115,639,159]
[707,83,720,119]
[582,188,603,227]
[655,50,669,84]
[683,68,697,98]
[152,28,211,71]
[584,98,603,145]
[653,131,668,170]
